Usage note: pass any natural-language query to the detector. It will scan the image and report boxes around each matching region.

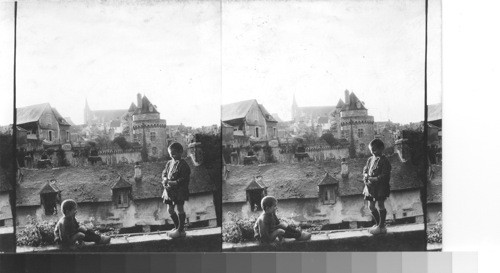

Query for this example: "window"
[66,132,70,142]
[247,189,265,212]
[273,127,276,137]
[115,189,130,208]
[255,127,259,138]
[41,192,59,215]
[320,185,337,205]
[359,143,366,152]
[357,128,364,138]
[150,132,156,142]
[48,131,53,141]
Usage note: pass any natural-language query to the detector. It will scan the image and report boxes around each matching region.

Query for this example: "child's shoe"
[369,226,381,235]
[166,228,177,236]
[98,235,111,245]
[379,226,387,234]
[296,231,312,241]
[179,230,187,238]
[168,229,181,238]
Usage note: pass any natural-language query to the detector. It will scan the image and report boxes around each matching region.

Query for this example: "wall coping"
[17,227,221,253]
[223,223,425,251]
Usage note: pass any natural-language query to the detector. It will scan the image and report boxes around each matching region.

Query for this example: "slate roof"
[0,168,13,192]
[17,103,71,127]
[271,113,284,123]
[427,165,442,203]
[246,177,267,190]
[39,181,61,194]
[336,99,345,108]
[17,103,51,125]
[17,160,216,206]
[221,100,256,122]
[134,95,159,115]
[51,108,71,126]
[64,117,76,126]
[297,106,336,117]
[342,92,367,111]
[428,103,442,122]
[92,109,128,121]
[223,154,423,203]
[128,103,137,112]
[258,104,278,123]
[112,176,132,189]
[317,173,339,186]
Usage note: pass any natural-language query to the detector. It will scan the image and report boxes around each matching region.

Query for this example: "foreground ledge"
[223,224,426,251]
[17,227,221,253]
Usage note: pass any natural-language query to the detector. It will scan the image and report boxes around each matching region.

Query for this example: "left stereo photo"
[7,0,222,253]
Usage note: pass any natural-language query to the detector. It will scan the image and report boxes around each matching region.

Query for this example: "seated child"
[54,199,111,248]
[253,196,311,244]
[162,142,191,238]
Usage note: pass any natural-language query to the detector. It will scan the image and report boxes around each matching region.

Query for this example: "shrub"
[427,212,442,244]
[17,216,57,247]
[56,148,70,167]
[222,212,257,243]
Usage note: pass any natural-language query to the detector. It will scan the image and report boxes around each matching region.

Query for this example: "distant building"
[222,99,278,141]
[84,99,128,127]
[130,94,168,158]
[291,90,375,155]
[17,103,72,148]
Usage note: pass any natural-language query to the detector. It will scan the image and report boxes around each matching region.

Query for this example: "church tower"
[84,98,91,125]
[291,93,298,121]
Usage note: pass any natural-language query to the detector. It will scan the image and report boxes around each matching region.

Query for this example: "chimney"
[345,90,350,106]
[134,162,142,182]
[341,158,349,178]
[137,93,142,109]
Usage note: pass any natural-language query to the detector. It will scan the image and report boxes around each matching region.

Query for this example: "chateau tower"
[132,93,167,158]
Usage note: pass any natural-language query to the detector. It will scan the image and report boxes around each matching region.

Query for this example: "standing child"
[54,199,110,248]
[162,142,191,238]
[253,196,311,244]
[363,139,392,235]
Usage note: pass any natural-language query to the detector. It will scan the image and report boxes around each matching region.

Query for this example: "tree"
[321,132,339,147]
[113,136,132,150]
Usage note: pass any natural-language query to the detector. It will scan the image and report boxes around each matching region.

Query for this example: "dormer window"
[246,176,267,212]
[112,176,132,208]
[39,181,61,215]
[317,173,339,205]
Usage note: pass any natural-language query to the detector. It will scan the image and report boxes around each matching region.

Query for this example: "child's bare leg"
[176,202,186,234]
[71,232,85,245]
[81,229,102,244]
[368,200,380,227]
[270,229,285,242]
[168,204,179,230]
[377,200,387,229]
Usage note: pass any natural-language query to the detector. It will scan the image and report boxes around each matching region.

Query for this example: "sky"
[1,0,441,126]
[221,0,437,123]
[2,0,221,127]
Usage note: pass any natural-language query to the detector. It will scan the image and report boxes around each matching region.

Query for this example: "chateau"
[292,90,375,154]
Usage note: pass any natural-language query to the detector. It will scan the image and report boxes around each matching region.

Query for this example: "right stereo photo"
[221,0,433,252]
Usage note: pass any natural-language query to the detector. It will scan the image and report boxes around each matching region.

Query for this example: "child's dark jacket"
[253,212,280,243]
[162,159,191,202]
[363,155,392,199]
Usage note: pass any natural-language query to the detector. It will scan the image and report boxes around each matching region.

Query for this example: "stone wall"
[223,189,423,226]
[16,194,217,230]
